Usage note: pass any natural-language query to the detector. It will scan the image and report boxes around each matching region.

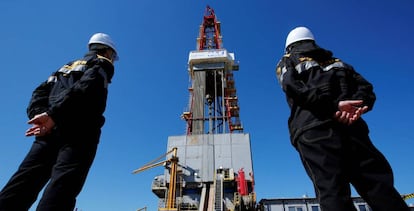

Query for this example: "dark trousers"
[0,134,98,211]
[295,124,409,211]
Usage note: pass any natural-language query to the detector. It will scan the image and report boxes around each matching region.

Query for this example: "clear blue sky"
[0,0,413,210]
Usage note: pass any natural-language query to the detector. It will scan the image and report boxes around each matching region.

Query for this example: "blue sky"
[0,0,413,210]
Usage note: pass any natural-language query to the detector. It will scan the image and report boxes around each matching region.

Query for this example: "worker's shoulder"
[276,53,291,66]
[57,58,89,74]
[81,54,113,68]
[283,53,291,58]
[96,55,113,64]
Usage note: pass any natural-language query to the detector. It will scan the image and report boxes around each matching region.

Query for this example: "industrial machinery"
[133,148,179,211]
[134,6,256,211]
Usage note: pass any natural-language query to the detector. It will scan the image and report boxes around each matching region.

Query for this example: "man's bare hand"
[25,112,55,137]
[334,100,368,125]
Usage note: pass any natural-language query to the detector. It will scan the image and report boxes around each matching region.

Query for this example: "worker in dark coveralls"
[0,32,118,211]
[275,26,409,211]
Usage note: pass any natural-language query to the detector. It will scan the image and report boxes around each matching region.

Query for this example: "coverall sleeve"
[348,67,376,111]
[27,79,53,119]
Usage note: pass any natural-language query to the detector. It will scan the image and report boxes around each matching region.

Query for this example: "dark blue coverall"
[276,41,409,211]
[0,51,114,211]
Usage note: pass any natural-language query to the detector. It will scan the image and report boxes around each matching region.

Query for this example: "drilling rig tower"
[134,6,256,211]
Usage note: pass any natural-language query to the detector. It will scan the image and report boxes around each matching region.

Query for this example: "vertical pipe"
[221,70,226,133]
[208,99,213,134]
[166,148,178,209]
[214,70,218,134]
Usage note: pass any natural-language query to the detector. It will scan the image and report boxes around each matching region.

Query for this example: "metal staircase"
[214,175,223,211]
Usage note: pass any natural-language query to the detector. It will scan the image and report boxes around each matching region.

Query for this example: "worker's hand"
[25,112,55,137]
[334,100,368,125]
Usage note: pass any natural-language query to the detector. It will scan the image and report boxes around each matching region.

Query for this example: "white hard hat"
[88,33,118,58]
[285,26,315,49]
